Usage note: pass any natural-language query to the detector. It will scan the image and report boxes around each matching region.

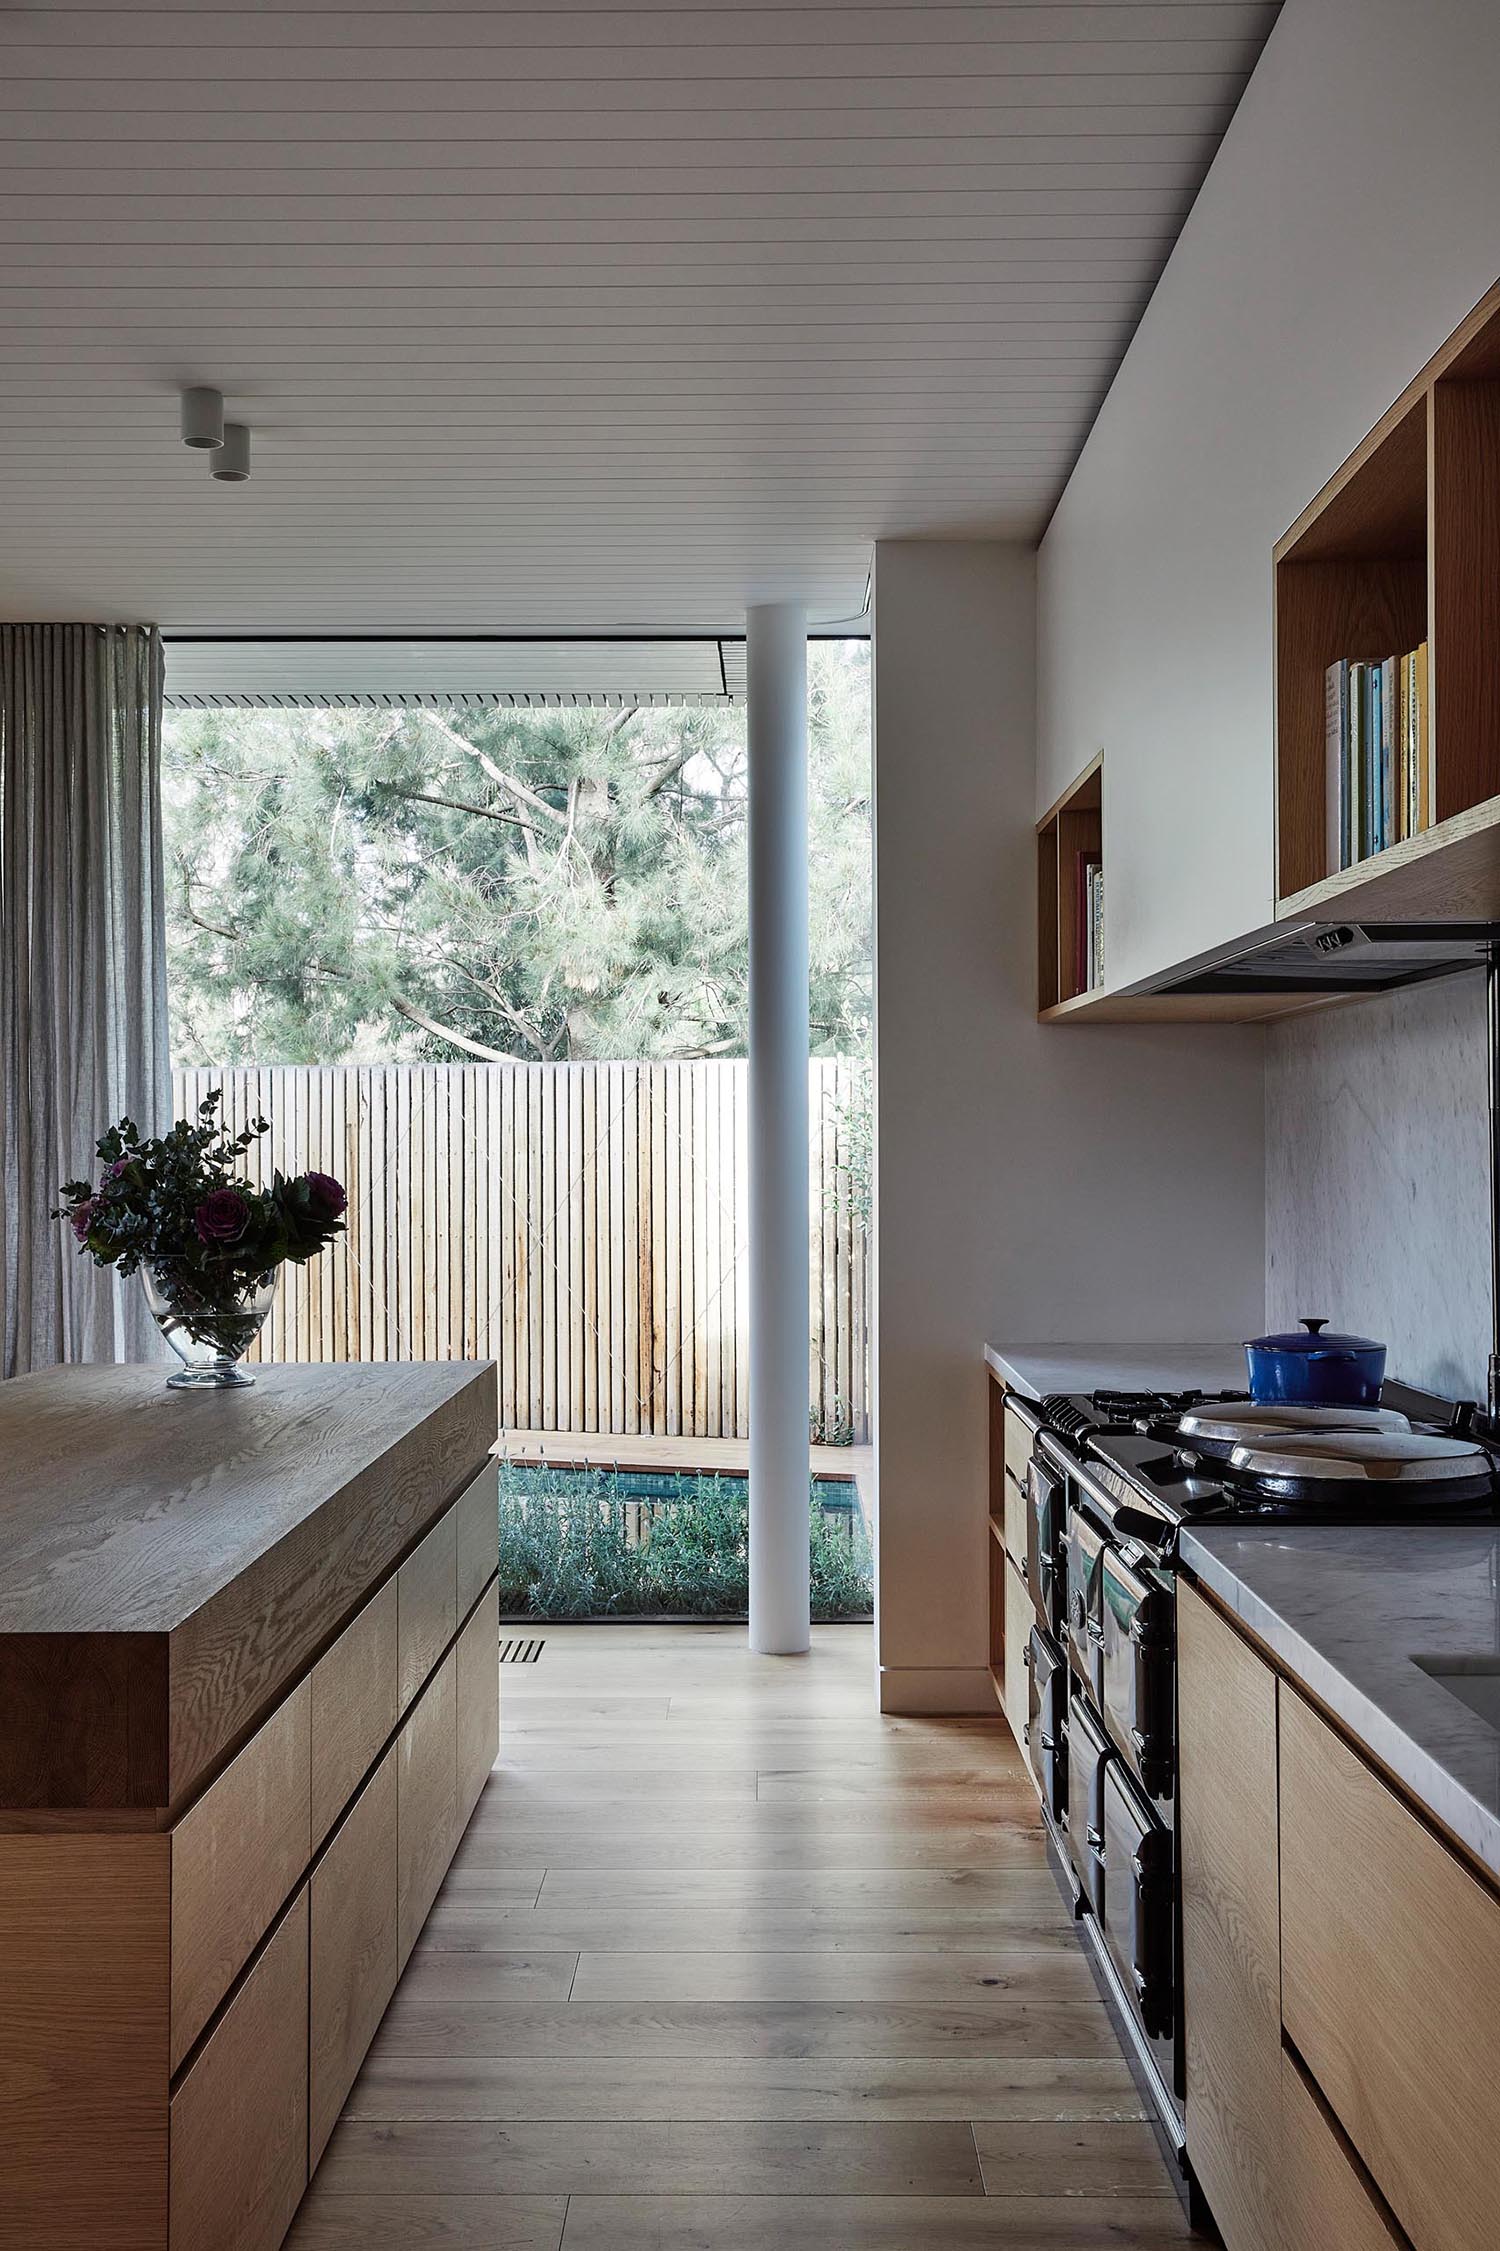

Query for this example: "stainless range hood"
[1135,919,1498,1000]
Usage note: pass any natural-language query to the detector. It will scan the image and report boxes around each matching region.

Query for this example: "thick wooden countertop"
[0,1360,496,1815]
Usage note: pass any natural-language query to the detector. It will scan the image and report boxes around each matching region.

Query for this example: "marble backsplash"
[1265,968,1492,1401]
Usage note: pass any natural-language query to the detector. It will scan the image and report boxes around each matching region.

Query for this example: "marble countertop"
[985,1340,1248,1399]
[1183,1523,1500,1881]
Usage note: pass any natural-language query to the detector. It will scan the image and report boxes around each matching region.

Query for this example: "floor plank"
[556,2195,1196,2248]
[316,2118,985,2197]
[973,2122,1179,2197]
[367,1998,1139,2061]
[417,1907,1075,1956]
[565,1954,1097,2006]
[345,2055,1149,2122]
[522,1867,1059,1912]
[286,2193,568,2249]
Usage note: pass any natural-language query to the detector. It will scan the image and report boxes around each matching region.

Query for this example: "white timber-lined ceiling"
[0,0,1281,634]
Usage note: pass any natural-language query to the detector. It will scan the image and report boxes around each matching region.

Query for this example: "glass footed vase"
[141,1259,276,1389]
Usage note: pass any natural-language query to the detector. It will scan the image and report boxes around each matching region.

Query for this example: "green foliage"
[496,1466,873,1622]
[163,643,871,1068]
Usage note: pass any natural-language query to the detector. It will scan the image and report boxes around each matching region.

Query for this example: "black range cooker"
[1008,1379,1500,2175]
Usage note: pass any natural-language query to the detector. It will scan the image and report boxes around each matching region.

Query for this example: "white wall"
[872,541,1265,1712]
[1039,0,1500,993]
[1267,974,1492,1401]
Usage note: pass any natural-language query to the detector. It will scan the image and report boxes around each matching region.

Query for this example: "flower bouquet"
[55,1093,346,1388]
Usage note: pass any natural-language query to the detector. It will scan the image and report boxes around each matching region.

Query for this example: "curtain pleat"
[0,623,171,1374]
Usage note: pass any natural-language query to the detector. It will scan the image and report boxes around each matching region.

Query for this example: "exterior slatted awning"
[163,636,745,711]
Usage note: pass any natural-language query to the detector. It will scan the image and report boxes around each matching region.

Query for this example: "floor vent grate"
[498,1637,545,1664]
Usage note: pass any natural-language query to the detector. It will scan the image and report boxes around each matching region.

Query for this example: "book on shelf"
[1324,640,1430,878]
[1072,848,1102,996]
[1088,862,1104,993]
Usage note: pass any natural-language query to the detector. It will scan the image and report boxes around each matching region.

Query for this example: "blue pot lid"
[1246,1318,1384,1356]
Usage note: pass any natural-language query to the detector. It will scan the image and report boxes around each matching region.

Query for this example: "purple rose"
[305,1171,347,1220]
[195,1188,251,1245]
[71,1198,97,1243]
[104,1156,130,1181]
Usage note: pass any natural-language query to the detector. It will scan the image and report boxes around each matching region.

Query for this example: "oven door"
[1065,1688,1110,1917]
[1025,1624,1068,1828]
[1024,1454,1066,1637]
[1100,1545,1174,1803]
[1101,1759,1175,2047]
[1065,1506,1106,1699]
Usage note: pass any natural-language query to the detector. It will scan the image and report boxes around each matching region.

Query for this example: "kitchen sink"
[1413,1655,1500,1730]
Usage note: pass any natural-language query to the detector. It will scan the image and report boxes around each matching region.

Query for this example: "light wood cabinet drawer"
[456,1462,499,1619]
[1280,1686,1500,2251]
[310,1577,398,1851]
[1002,1397,1034,1493]
[397,1646,457,1970]
[398,1507,458,1712]
[170,1678,311,2073]
[456,1578,500,1827]
[1001,1553,1030,1754]
[169,1888,308,2251]
[1002,1470,1027,1568]
[1178,1582,1282,2251]
[1281,2050,1408,2251]
[309,1746,397,2166]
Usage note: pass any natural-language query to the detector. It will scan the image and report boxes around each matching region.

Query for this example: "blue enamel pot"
[1244,1318,1386,1407]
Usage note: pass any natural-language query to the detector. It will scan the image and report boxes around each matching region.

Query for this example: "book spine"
[1349,663,1367,860]
[1090,866,1104,991]
[1416,640,1432,830]
[1380,656,1397,851]
[1368,662,1383,855]
[1325,660,1348,874]
[1397,651,1411,844]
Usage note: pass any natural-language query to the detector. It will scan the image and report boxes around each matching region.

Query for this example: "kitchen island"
[0,1360,500,2251]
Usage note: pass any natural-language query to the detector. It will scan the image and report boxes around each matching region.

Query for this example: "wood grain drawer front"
[1002,1471,1027,1570]
[1178,1582,1282,2251]
[171,1677,312,2073]
[169,1887,309,2251]
[1001,1554,1031,1757]
[1002,1399,1034,1493]
[1280,1686,1500,2251]
[456,1461,500,1618]
[310,1747,398,2167]
[1281,2050,1409,2251]
[397,1506,458,1713]
[457,1578,501,1827]
[397,1646,458,1970]
[310,1577,399,1851]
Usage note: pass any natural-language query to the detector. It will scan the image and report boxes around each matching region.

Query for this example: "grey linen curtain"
[0,624,172,1374]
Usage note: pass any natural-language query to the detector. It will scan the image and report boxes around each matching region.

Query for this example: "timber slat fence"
[174,1060,869,1442]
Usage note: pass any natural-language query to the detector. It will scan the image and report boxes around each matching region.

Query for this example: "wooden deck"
[288,1623,1193,2250]
[497,1428,876,1527]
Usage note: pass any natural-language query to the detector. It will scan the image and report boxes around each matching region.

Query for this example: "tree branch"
[415,710,567,827]
[384,783,543,839]
[389,996,516,1062]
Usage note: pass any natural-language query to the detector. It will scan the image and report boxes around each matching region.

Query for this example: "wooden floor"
[288,1624,1196,2250]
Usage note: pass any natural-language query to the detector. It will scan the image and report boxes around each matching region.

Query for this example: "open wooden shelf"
[1037,755,1103,1015]
[1275,276,1500,915]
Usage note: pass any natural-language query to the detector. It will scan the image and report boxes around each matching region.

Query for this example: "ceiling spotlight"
[210,423,251,483]
[180,386,224,450]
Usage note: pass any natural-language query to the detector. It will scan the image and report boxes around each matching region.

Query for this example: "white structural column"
[746,600,811,1656]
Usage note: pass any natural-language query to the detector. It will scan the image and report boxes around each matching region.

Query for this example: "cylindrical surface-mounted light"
[210,422,250,482]
[180,386,224,450]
